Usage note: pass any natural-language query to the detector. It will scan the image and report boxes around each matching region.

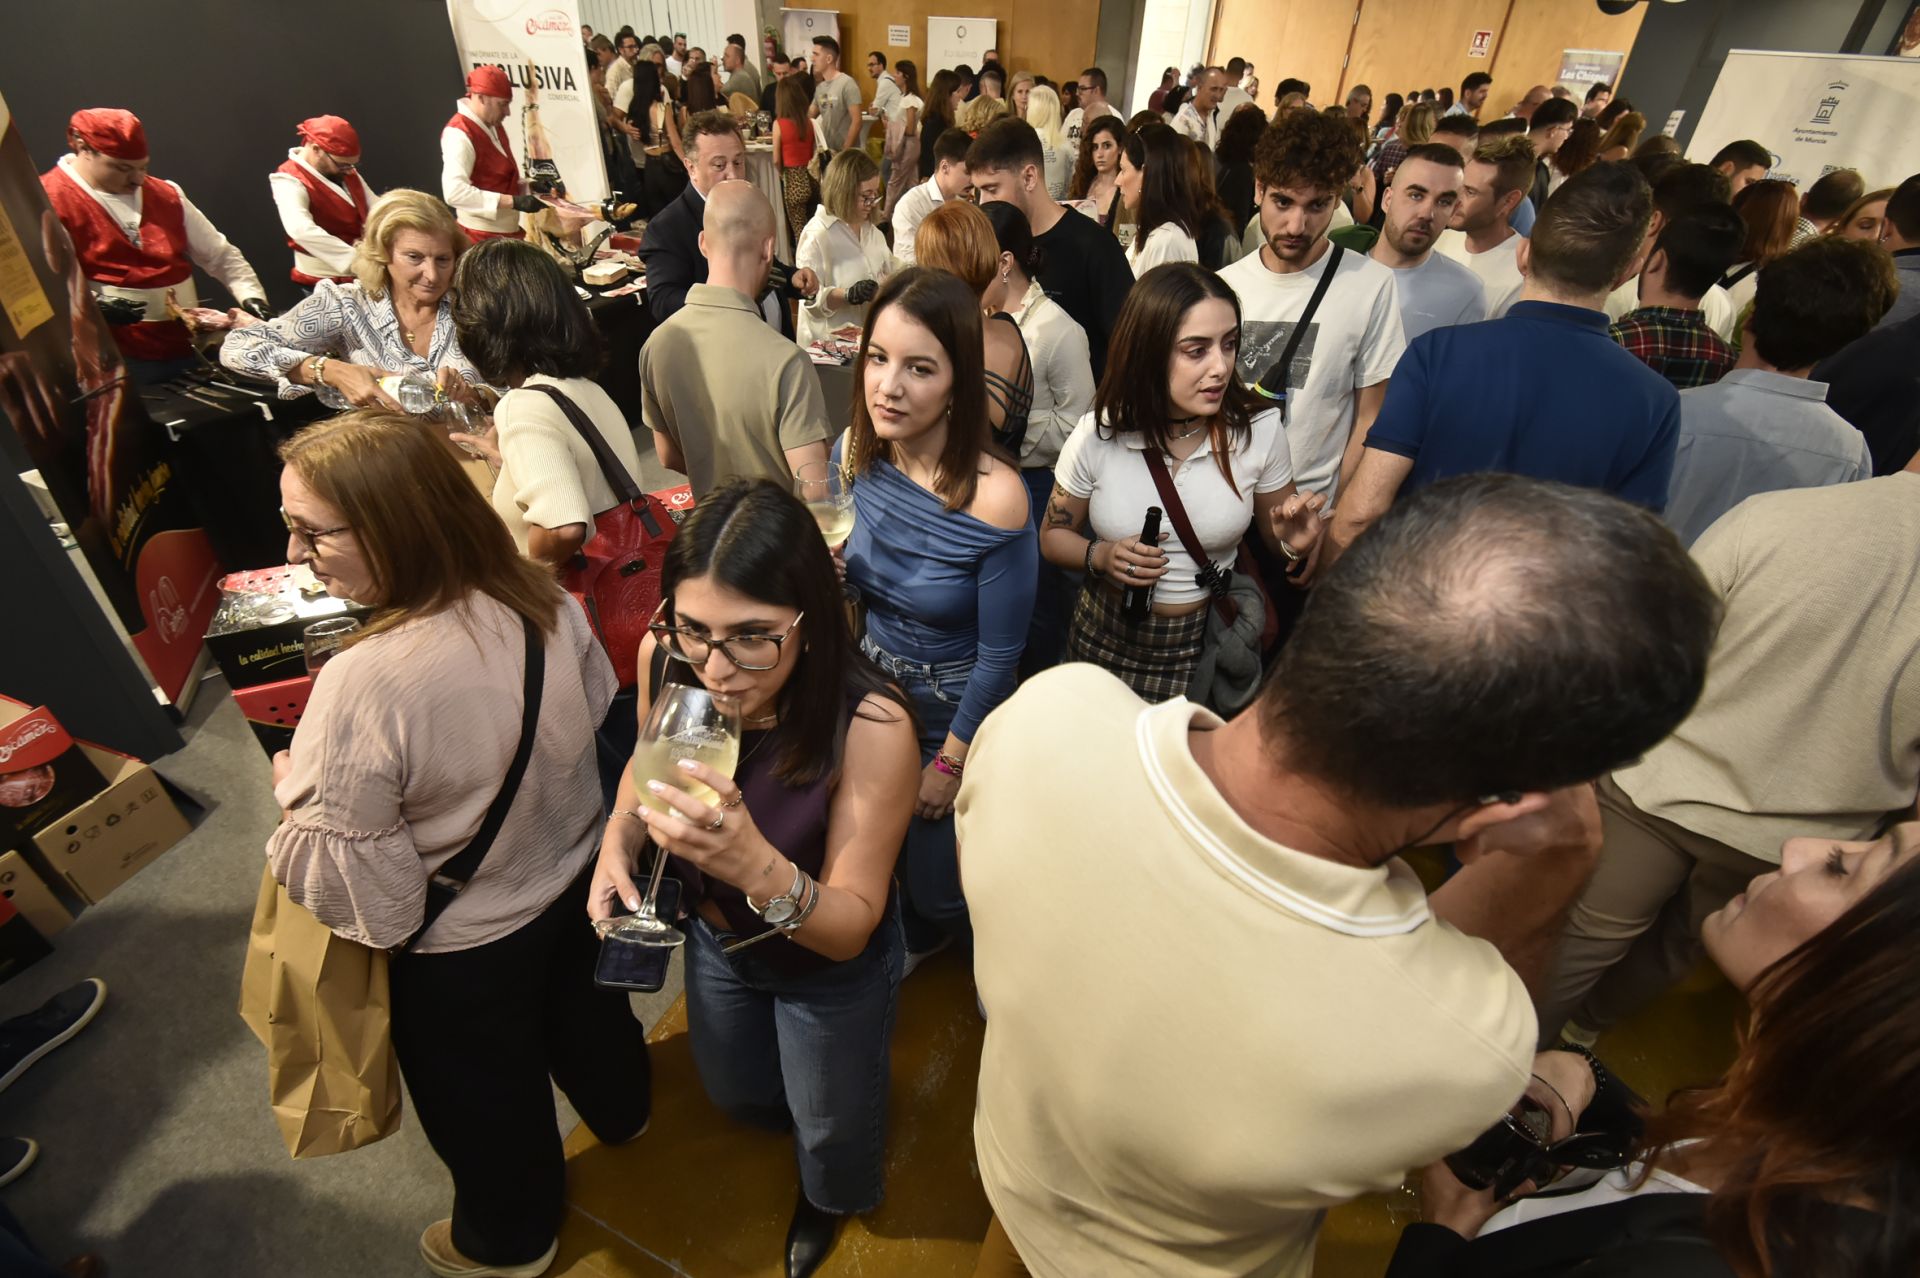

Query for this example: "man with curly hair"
[1217,108,1405,503]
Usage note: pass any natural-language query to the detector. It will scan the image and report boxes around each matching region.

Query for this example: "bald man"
[638,181,830,496]
[1508,85,1550,122]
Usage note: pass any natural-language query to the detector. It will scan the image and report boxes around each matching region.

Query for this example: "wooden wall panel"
[834,0,1103,108]
[1345,0,1513,108]
[1209,0,1360,113]
[1490,0,1648,102]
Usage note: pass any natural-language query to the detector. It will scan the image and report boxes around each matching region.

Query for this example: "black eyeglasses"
[281,506,352,556]
[649,605,804,671]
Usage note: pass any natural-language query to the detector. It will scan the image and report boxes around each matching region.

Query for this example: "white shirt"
[1219,242,1407,496]
[1383,251,1488,340]
[1008,280,1095,469]
[1434,227,1525,317]
[1059,408,1295,603]
[665,55,684,78]
[794,207,898,346]
[1128,222,1199,276]
[1481,1155,1707,1236]
[269,150,371,280]
[55,154,266,307]
[1219,85,1254,117]
[890,177,945,264]
[1063,101,1119,154]
[605,55,633,99]
[219,279,482,402]
[1722,261,1761,316]
[871,71,903,121]
[491,374,645,554]
[440,100,521,235]
[1171,101,1221,148]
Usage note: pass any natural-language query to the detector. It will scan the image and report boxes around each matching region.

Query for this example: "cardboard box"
[0,697,108,853]
[0,893,51,987]
[0,851,72,937]
[29,745,191,905]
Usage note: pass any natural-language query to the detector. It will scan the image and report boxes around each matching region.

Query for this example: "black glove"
[97,296,147,325]
[512,193,546,213]
[847,278,879,306]
[240,298,274,321]
[528,174,556,194]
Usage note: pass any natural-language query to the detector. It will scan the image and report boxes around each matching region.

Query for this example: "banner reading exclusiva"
[0,90,218,702]
[447,0,609,204]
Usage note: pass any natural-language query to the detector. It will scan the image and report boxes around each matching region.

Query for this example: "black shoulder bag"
[392,612,545,952]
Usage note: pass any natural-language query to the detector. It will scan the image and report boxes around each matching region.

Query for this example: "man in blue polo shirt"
[1326,162,1677,564]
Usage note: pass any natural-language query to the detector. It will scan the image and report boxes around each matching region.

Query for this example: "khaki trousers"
[972,1215,1033,1278]
[1537,774,1770,1045]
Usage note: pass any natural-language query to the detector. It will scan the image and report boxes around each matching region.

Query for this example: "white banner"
[1687,50,1920,189]
[926,17,997,76]
[781,9,841,63]
[447,0,608,204]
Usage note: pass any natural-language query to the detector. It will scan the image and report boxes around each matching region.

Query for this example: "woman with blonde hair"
[956,93,1009,135]
[1369,100,1436,189]
[1828,186,1895,242]
[1026,84,1072,199]
[268,410,650,1278]
[1596,110,1646,163]
[796,149,897,345]
[913,200,1035,453]
[1007,71,1035,119]
[223,189,483,411]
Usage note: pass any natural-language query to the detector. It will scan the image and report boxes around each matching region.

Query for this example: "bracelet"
[1552,1041,1611,1095]
[1084,538,1103,575]
[933,751,966,778]
[783,870,822,931]
[609,808,643,823]
[1274,537,1303,564]
[310,355,329,387]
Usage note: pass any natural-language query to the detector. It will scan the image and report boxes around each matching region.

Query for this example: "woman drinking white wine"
[589,480,919,1278]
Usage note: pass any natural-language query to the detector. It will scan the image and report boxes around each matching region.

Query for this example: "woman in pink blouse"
[267,410,650,1278]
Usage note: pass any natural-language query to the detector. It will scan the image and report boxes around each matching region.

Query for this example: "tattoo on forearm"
[1044,486,1078,530]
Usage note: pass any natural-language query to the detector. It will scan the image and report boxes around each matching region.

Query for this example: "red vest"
[41,163,193,361]
[275,158,371,284]
[445,111,519,196]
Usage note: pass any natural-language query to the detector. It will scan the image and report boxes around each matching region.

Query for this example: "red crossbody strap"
[1141,447,1234,625]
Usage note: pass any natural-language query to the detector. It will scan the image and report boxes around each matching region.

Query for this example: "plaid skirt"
[1067,582,1208,704]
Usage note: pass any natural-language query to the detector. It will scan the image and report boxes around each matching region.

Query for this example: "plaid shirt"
[1609,306,1736,391]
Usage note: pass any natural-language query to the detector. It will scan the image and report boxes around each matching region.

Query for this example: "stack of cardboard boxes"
[0,697,193,982]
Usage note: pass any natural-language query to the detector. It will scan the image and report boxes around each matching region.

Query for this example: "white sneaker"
[900,935,954,980]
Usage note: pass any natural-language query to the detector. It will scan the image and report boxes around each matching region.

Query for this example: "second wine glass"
[793,460,855,550]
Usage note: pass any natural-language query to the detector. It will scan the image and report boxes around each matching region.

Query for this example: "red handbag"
[519,384,675,687]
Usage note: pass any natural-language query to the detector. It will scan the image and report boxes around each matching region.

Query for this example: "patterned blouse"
[219,279,483,407]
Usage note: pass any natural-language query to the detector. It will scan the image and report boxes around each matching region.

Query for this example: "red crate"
[230,677,313,732]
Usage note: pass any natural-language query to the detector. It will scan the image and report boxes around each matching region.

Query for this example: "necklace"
[1170,416,1208,440]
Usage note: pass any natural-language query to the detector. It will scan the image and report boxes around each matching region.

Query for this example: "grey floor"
[4,434,686,1276]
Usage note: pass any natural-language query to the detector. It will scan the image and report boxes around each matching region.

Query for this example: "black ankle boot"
[784,1190,842,1278]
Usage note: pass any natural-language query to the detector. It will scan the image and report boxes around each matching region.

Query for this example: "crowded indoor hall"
[1,0,1918,1275]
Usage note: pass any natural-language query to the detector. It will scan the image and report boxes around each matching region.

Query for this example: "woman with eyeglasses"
[838,268,1036,961]
[795,150,898,347]
[268,410,650,1278]
[589,480,919,1278]
[1389,823,1920,1276]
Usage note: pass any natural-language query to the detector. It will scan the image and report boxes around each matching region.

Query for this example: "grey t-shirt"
[722,66,760,99]
[1388,252,1488,341]
[814,73,863,150]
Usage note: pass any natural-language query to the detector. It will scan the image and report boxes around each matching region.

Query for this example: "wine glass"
[303,617,361,675]
[606,684,742,948]
[793,460,855,550]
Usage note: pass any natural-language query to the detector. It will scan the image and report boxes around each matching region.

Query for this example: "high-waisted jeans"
[683,898,905,1213]
[860,634,976,952]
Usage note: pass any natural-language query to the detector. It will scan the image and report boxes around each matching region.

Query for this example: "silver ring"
[1124,562,1135,576]
[705,810,726,831]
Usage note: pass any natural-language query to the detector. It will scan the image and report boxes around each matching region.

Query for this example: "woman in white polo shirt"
[1041,263,1326,701]
[1117,122,1205,277]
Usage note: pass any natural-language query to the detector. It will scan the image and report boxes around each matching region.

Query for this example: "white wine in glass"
[794,461,856,549]
[611,684,742,948]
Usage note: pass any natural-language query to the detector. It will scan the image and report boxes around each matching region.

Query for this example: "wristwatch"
[749,861,806,926]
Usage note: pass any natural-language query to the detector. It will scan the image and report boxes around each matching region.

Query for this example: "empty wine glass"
[605,684,742,948]
[303,617,361,675]
[793,460,855,550]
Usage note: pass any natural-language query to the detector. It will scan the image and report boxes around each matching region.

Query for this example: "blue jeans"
[860,635,975,952]
[683,901,905,1213]
[1018,466,1074,679]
